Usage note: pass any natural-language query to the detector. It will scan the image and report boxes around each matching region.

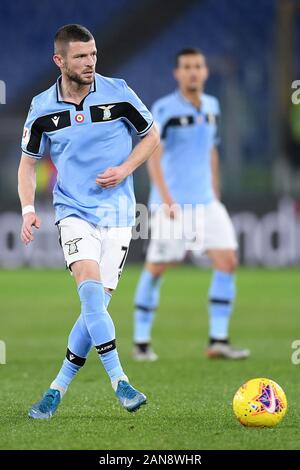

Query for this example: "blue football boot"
[115,380,147,412]
[28,388,61,419]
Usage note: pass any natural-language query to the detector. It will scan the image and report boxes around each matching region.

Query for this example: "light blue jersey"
[21,73,153,226]
[149,90,220,207]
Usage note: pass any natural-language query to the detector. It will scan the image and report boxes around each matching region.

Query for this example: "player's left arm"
[96,126,160,189]
[211,145,221,200]
[211,97,221,200]
[97,81,159,189]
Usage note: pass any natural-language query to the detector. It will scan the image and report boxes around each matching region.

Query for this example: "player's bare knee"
[71,259,101,285]
[145,262,166,278]
[212,252,238,273]
[104,287,114,295]
[223,253,238,273]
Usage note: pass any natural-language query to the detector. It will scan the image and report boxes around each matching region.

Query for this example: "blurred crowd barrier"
[0,198,299,268]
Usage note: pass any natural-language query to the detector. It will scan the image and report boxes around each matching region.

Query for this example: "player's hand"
[96,165,129,189]
[163,197,178,219]
[21,213,41,245]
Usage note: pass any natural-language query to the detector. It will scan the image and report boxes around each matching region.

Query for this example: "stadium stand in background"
[1,0,300,267]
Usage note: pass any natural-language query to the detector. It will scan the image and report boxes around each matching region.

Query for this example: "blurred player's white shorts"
[146,200,237,263]
[58,216,132,289]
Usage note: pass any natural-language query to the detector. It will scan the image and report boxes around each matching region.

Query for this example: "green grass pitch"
[0,265,299,450]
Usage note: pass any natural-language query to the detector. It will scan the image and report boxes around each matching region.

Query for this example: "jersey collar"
[56,75,96,103]
[176,89,203,112]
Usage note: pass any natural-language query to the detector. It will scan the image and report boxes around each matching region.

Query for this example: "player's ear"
[204,64,209,82]
[53,54,64,69]
[173,67,179,82]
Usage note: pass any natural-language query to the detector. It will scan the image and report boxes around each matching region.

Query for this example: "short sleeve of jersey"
[213,97,221,146]
[151,100,168,140]
[21,98,49,159]
[122,81,153,137]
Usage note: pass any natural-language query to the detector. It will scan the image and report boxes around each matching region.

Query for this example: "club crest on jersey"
[207,113,216,124]
[180,116,189,126]
[98,105,115,120]
[64,238,82,255]
[75,113,84,123]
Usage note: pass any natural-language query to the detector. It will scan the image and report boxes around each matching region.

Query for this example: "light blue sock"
[78,280,124,383]
[52,287,113,391]
[133,270,162,344]
[208,270,236,340]
[104,290,112,308]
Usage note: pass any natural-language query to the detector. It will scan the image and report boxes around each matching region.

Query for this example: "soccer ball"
[233,378,287,427]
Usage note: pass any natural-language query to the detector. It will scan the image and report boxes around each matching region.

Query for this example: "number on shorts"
[119,246,128,271]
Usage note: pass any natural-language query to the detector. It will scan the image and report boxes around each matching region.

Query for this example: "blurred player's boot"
[206,340,250,359]
[133,343,158,362]
[114,379,147,412]
[28,388,61,419]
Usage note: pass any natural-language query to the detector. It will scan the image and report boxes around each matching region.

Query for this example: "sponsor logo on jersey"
[51,115,60,127]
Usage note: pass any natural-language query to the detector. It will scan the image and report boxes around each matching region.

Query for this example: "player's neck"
[180,88,203,109]
[60,76,92,105]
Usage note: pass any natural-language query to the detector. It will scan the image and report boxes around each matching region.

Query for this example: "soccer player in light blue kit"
[18,24,159,419]
[133,48,249,360]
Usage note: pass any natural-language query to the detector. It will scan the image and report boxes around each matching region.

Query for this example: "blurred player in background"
[18,24,159,419]
[133,48,249,361]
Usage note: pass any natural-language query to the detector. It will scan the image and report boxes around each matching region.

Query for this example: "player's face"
[174,54,208,92]
[58,40,97,85]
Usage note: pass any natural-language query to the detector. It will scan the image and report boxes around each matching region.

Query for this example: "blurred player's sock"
[78,280,125,384]
[51,287,113,394]
[208,270,235,341]
[133,270,162,348]
[133,343,158,362]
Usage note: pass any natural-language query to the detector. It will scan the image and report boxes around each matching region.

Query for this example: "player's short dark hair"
[175,48,205,67]
[54,24,94,54]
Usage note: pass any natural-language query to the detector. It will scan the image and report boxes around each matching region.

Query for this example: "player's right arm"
[18,154,41,244]
[18,97,48,244]
[147,99,177,218]
[147,142,177,218]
